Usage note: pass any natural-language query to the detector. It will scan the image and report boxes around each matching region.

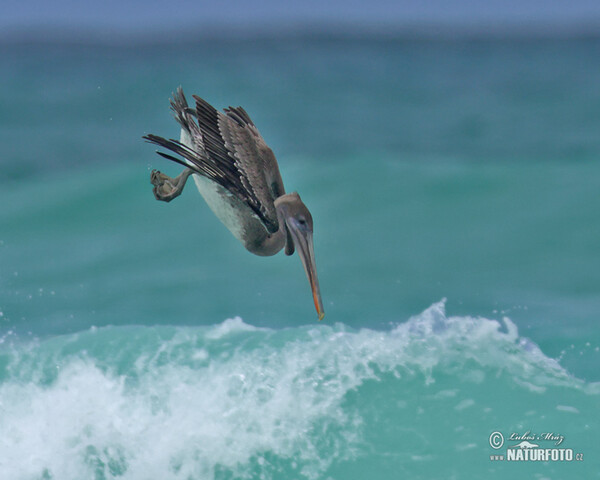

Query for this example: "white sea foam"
[0,301,595,480]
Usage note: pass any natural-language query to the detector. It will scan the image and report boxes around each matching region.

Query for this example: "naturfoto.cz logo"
[488,431,584,462]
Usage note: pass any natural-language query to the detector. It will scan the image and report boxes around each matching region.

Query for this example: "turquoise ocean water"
[1,34,599,478]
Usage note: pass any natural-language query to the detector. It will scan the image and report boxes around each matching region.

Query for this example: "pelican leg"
[150,168,193,202]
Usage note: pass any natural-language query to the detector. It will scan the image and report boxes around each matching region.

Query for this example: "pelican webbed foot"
[150,168,193,202]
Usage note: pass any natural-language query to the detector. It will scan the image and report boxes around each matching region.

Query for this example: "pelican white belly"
[192,173,256,244]
[180,127,268,249]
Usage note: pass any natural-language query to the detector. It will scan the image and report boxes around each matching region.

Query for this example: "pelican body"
[144,88,324,320]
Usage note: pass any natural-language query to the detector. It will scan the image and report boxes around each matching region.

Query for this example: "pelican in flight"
[144,88,324,320]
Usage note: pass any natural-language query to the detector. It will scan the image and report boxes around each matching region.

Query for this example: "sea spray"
[0,301,597,479]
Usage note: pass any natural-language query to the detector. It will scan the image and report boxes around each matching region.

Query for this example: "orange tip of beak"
[312,291,324,321]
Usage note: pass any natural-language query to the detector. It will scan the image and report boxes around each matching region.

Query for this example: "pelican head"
[275,193,325,320]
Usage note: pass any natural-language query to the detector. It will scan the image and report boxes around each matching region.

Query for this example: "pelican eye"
[296,216,311,230]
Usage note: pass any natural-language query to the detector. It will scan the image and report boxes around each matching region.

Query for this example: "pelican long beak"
[286,218,325,320]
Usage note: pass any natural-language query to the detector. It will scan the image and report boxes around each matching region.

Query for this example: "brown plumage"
[144,88,325,320]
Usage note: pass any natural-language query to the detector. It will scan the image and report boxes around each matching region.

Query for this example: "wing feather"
[218,106,282,228]
[143,89,282,233]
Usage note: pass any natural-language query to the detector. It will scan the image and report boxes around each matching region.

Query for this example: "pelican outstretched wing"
[144,88,282,233]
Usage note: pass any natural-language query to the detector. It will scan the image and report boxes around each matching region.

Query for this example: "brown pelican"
[144,88,324,320]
